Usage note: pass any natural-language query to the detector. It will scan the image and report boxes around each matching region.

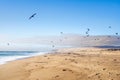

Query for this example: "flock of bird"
[6,13,120,48]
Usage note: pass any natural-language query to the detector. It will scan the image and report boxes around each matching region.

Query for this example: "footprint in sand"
[103,68,106,70]
[62,69,67,71]
[55,75,59,78]
[109,72,112,75]
[65,58,67,60]
[47,57,50,59]
[68,52,71,54]
[116,73,120,76]
[98,75,101,78]
[113,59,117,61]
[44,55,47,57]
[35,65,38,67]
[62,68,74,73]
[95,73,100,75]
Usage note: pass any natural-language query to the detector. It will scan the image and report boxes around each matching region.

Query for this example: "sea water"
[0,45,72,65]
[0,51,50,65]
[0,45,54,65]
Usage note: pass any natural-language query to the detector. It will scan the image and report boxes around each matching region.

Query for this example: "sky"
[0,0,120,50]
[0,0,120,38]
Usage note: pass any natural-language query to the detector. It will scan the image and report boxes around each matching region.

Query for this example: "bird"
[86,31,88,34]
[60,32,63,35]
[86,34,89,37]
[108,26,111,29]
[85,28,90,37]
[115,33,118,35]
[7,43,10,46]
[50,41,53,43]
[87,28,90,31]
[52,45,55,48]
[29,13,37,20]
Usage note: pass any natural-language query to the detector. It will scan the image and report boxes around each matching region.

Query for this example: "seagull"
[7,43,10,46]
[87,28,90,31]
[86,34,89,37]
[60,32,63,35]
[86,31,88,34]
[108,26,111,29]
[50,41,53,43]
[115,33,118,35]
[29,13,37,20]
[52,45,55,48]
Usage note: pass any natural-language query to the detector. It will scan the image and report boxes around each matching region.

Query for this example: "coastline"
[0,47,120,80]
[0,50,53,65]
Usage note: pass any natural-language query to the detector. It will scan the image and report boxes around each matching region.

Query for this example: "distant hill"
[19,34,120,47]
[49,35,120,47]
[0,34,120,51]
[60,35,120,47]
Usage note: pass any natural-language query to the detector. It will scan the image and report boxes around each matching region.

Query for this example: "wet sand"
[0,48,120,80]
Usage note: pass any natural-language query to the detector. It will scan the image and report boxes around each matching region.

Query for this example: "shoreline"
[0,47,120,80]
[0,50,53,65]
[0,47,120,65]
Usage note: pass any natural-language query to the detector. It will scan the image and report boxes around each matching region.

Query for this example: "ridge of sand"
[0,48,120,80]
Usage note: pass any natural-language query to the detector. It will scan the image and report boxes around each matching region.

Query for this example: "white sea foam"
[0,51,49,65]
[0,45,71,65]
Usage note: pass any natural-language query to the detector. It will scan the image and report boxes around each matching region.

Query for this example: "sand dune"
[0,48,120,80]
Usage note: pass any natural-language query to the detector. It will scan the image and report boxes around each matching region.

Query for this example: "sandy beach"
[0,48,120,80]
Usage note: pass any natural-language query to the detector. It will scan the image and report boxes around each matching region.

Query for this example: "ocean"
[0,45,72,65]
[0,51,50,65]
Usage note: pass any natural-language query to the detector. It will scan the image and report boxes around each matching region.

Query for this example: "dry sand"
[0,48,120,80]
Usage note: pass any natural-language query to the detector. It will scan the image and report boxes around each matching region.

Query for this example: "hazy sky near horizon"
[0,0,120,38]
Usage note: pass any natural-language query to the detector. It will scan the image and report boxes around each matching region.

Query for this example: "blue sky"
[0,0,120,38]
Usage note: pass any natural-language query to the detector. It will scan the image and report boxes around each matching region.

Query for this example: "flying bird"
[7,43,10,46]
[108,26,111,28]
[52,45,55,48]
[29,13,37,20]
[115,33,118,35]
[86,34,89,37]
[86,31,88,34]
[87,28,90,31]
[60,32,63,35]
